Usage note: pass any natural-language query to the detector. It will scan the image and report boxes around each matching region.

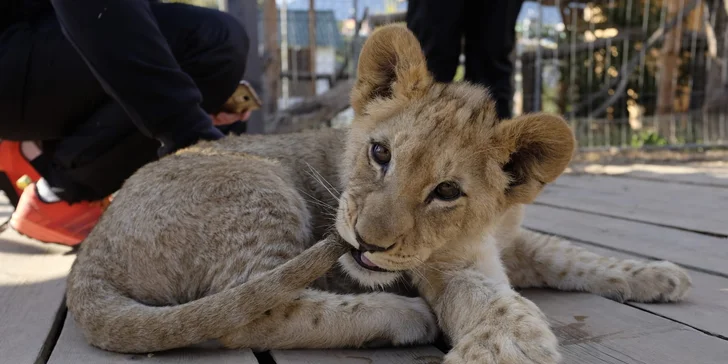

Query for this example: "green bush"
[630,130,667,147]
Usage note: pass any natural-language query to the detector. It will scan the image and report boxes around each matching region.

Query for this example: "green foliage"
[630,130,668,147]
[541,79,561,114]
[554,0,669,119]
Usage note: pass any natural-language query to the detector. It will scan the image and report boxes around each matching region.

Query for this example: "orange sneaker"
[0,141,42,207]
[9,183,111,246]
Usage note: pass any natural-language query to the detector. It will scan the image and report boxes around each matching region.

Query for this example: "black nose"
[355,231,389,252]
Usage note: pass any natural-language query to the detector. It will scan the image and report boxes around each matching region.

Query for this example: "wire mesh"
[189,0,728,150]
[516,0,728,150]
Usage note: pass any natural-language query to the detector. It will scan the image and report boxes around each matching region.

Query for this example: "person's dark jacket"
[1,0,225,156]
[1,1,54,129]
[1,1,53,32]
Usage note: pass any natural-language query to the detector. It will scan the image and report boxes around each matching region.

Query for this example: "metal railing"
[515,0,728,150]
[199,0,728,150]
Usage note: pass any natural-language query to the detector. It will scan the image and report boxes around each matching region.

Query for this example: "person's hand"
[210,110,252,126]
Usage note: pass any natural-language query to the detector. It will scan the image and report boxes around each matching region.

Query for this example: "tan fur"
[66,24,692,363]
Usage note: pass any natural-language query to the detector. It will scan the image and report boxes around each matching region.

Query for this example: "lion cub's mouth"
[350,249,394,272]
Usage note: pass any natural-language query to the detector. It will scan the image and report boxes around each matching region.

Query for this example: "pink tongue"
[360,253,379,268]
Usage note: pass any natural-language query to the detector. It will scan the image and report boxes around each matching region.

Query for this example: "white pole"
[281,0,289,108]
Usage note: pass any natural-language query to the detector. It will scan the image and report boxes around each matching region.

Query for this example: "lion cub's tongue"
[360,253,379,268]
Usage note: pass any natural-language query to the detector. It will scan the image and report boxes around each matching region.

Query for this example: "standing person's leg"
[406,0,465,83]
[463,0,524,120]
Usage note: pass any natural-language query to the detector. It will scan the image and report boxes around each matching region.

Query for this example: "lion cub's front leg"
[444,289,560,364]
[503,229,692,303]
[219,289,438,350]
[414,243,560,364]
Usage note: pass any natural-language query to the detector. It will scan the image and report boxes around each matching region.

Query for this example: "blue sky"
[276,0,563,25]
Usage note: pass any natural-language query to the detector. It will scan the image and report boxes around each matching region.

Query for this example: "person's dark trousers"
[0,3,249,203]
[49,0,251,155]
[406,0,525,120]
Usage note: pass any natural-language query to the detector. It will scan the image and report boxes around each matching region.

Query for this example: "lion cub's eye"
[432,182,462,201]
[371,143,391,165]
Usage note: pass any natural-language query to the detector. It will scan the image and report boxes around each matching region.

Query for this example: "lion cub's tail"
[65,236,348,354]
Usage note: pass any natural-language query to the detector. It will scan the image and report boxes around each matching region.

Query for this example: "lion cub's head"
[335,25,575,287]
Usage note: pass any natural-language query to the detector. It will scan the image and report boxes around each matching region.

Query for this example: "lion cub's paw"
[364,296,439,348]
[444,294,560,364]
[625,261,692,303]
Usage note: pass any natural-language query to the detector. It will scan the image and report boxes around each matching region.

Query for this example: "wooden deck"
[2,161,727,364]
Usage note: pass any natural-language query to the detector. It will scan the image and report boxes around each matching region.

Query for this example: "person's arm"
[49,0,224,156]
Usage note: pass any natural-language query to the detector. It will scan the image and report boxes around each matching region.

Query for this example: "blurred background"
[166,0,728,152]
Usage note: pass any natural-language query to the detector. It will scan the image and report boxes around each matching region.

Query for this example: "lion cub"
[66,25,691,363]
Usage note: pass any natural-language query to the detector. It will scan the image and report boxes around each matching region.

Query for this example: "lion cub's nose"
[355,231,394,252]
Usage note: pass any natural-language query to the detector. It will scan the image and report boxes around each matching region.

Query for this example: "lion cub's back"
[108,143,292,233]
[81,144,310,305]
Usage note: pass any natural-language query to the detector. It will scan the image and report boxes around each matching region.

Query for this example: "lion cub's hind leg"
[502,229,692,303]
[218,290,438,350]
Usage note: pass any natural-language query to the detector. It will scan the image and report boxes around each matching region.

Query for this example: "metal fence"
[200,0,728,150]
[515,0,728,150]
[255,0,406,110]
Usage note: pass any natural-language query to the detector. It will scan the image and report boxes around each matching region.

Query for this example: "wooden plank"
[523,204,728,277]
[567,161,728,187]
[48,314,260,364]
[522,289,728,364]
[0,226,75,364]
[270,346,444,364]
[551,174,728,215]
[556,241,728,340]
[537,174,728,236]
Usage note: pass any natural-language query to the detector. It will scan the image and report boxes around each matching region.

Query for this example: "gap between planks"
[538,174,728,237]
[48,314,260,364]
[567,161,728,188]
[0,227,74,364]
[524,204,728,278]
[524,205,728,341]
[521,289,728,364]
[49,314,446,364]
[564,241,728,342]
[269,346,445,364]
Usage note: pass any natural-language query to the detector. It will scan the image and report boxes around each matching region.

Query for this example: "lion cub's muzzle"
[349,231,397,272]
[355,230,395,252]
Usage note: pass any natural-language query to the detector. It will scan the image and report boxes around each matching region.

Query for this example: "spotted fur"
[66,25,691,363]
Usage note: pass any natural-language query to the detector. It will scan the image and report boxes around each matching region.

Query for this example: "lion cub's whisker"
[305,162,341,200]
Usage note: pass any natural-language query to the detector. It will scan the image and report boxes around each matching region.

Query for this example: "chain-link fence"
[516,0,728,150]
[186,0,728,150]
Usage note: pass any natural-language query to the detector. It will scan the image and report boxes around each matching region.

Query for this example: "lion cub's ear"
[350,24,432,115]
[492,113,576,205]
